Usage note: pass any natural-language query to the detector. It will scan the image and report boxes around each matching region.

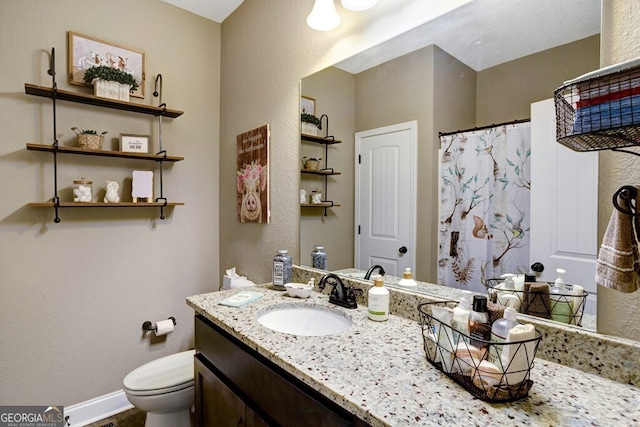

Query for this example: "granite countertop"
[187,286,640,427]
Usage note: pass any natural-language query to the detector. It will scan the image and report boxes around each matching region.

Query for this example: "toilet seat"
[124,349,195,396]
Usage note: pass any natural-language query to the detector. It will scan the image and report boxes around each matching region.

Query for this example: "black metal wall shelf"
[25,47,185,223]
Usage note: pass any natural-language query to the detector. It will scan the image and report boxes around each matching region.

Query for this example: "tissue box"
[223,275,250,290]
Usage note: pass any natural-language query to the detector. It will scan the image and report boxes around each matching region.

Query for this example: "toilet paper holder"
[142,317,176,332]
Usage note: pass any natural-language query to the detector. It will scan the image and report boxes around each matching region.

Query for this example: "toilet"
[123,349,195,427]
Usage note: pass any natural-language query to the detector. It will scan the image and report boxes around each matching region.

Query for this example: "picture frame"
[68,31,145,99]
[120,134,150,153]
[301,96,315,115]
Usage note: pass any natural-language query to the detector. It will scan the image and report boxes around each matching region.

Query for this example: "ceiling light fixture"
[340,0,378,11]
[307,0,341,31]
[307,0,377,31]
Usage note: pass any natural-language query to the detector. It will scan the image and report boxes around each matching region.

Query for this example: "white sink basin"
[257,304,352,336]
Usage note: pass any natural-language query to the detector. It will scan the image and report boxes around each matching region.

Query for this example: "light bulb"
[307,0,341,31]
[341,0,377,11]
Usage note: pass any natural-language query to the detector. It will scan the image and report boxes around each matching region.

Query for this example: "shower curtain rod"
[438,118,531,138]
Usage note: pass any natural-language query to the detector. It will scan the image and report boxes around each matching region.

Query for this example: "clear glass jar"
[272,249,292,291]
[311,245,327,270]
[73,178,93,203]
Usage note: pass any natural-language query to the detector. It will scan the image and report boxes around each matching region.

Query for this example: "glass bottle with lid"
[311,245,327,270]
[272,249,292,291]
[73,178,93,203]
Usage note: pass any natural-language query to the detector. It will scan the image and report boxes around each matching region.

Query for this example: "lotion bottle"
[398,267,418,288]
[451,290,473,343]
[488,295,519,366]
[549,268,572,324]
[368,275,389,321]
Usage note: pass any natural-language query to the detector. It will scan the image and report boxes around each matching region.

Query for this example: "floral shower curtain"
[438,122,531,294]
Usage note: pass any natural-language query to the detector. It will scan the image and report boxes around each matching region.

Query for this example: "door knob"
[399,246,407,254]
[531,262,544,273]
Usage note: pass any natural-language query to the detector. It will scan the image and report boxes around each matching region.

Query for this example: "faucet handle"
[346,287,363,304]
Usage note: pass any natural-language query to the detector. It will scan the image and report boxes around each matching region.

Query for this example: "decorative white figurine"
[104,180,120,203]
[311,191,322,204]
[299,189,307,204]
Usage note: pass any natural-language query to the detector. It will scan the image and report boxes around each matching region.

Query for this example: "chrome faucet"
[364,265,386,280]
[318,273,362,309]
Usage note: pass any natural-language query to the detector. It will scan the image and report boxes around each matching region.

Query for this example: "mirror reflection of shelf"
[301,134,342,145]
[300,132,341,215]
[300,202,341,208]
[301,168,341,176]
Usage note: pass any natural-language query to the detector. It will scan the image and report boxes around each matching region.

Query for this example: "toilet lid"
[124,349,195,394]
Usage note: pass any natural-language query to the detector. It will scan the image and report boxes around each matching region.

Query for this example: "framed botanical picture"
[68,31,145,98]
[120,134,150,153]
[301,96,315,115]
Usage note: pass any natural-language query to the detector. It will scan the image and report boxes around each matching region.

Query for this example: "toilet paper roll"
[154,319,175,336]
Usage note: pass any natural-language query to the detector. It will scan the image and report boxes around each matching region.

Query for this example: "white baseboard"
[65,390,134,427]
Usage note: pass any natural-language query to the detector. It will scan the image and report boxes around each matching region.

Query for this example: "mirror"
[299,1,602,330]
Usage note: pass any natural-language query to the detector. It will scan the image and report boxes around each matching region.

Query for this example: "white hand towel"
[500,324,537,386]
[595,189,640,293]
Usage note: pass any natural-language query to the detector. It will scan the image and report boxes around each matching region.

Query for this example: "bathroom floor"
[85,408,145,427]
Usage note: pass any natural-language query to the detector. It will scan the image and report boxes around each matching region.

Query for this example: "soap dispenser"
[398,267,418,287]
[550,268,572,324]
[488,295,519,366]
[496,273,521,311]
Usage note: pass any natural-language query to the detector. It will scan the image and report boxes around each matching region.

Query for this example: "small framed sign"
[120,134,150,153]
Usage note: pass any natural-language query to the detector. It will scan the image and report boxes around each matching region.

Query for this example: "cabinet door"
[195,356,244,427]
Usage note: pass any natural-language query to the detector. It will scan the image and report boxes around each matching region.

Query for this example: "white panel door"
[530,99,598,314]
[355,121,417,277]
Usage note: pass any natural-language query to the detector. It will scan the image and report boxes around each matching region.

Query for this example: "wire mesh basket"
[554,63,640,152]
[484,279,588,326]
[418,301,541,403]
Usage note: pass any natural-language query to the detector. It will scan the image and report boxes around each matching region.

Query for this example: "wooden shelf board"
[26,143,183,162]
[29,202,184,208]
[301,168,341,176]
[25,83,183,118]
[300,203,340,208]
[301,133,342,145]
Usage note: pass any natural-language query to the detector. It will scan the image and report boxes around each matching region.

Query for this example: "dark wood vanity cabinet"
[194,315,370,427]
[195,356,269,426]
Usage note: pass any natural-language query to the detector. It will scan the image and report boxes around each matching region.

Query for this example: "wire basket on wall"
[554,62,640,152]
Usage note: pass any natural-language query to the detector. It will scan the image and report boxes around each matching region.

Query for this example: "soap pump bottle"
[496,273,521,311]
[488,295,519,366]
[398,267,418,287]
[368,275,389,321]
[550,268,572,324]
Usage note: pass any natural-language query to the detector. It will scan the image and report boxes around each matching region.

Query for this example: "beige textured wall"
[300,67,355,270]
[477,36,600,125]
[0,0,220,405]
[597,0,640,340]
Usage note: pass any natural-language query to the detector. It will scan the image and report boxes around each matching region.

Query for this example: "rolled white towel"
[500,324,537,386]
[571,284,585,325]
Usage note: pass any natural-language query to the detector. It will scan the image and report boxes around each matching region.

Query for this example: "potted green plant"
[301,112,322,136]
[83,65,139,102]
